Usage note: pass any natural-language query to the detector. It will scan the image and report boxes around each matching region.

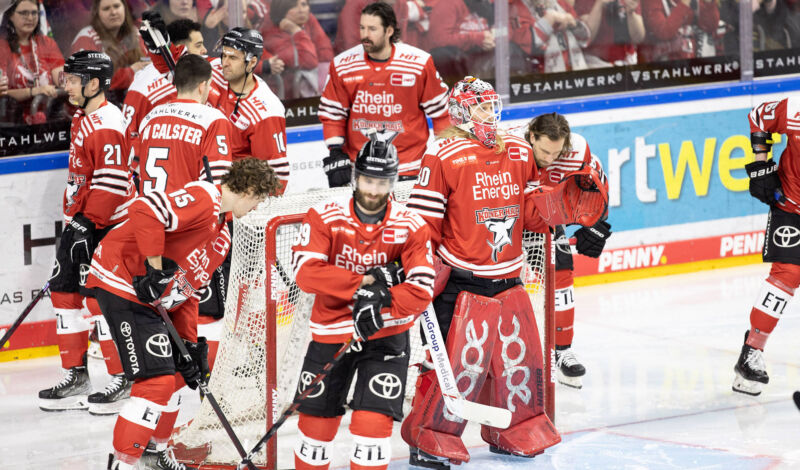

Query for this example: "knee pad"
[768,262,800,293]
[130,374,174,406]
[350,411,393,469]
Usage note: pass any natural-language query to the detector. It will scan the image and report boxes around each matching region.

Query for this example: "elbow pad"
[751,131,773,154]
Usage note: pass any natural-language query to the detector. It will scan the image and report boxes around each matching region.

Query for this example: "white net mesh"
[172,181,551,468]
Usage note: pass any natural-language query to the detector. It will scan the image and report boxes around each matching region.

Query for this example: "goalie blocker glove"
[132,258,178,304]
[366,261,405,288]
[174,337,210,390]
[323,145,352,188]
[745,160,785,205]
[575,220,612,258]
[352,282,392,341]
[139,10,169,54]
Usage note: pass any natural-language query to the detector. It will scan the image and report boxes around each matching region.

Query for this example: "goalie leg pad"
[350,410,393,470]
[96,289,176,380]
[295,341,357,418]
[295,413,341,470]
[480,285,561,455]
[402,291,502,463]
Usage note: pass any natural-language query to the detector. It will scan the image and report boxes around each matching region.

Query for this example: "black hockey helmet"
[64,50,113,91]
[221,27,264,61]
[354,129,399,182]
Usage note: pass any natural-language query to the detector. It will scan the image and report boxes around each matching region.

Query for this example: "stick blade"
[443,396,512,428]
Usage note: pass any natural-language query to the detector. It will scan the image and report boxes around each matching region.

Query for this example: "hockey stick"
[420,304,512,428]
[141,19,175,72]
[153,303,258,470]
[0,282,49,350]
[237,337,358,470]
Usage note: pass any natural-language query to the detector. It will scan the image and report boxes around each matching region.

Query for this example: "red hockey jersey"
[136,99,233,193]
[292,197,434,343]
[750,97,800,216]
[121,63,176,143]
[87,181,230,308]
[407,133,540,279]
[537,132,606,187]
[65,101,135,227]
[318,43,450,177]
[207,60,290,191]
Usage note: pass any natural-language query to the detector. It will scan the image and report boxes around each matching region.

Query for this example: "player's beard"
[361,37,385,54]
[354,189,390,212]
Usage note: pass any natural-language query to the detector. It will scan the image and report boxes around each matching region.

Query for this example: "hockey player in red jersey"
[91,158,282,470]
[732,97,800,396]
[39,51,135,415]
[318,2,450,186]
[290,131,435,470]
[207,27,290,193]
[403,77,561,469]
[525,112,611,389]
[136,53,232,193]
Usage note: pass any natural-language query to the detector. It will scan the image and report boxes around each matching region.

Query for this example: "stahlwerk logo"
[630,61,739,84]
[511,72,623,96]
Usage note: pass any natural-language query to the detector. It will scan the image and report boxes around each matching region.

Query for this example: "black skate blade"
[793,391,800,411]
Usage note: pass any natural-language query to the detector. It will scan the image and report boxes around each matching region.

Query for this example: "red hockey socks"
[113,374,174,463]
[747,263,800,350]
[87,298,124,375]
[52,291,89,369]
[294,413,342,470]
[350,410,393,470]
[150,374,184,449]
[554,269,576,347]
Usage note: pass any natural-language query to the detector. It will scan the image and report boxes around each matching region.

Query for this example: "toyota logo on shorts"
[368,373,402,400]
[773,225,800,248]
[120,322,132,338]
[145,333,172,358]
[297,371,325,398]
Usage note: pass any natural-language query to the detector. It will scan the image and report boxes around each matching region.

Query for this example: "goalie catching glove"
[575,220,612,258]
[528,164,609,228]
[745,160,785,205]
[323,145,352,188]
[366,261,405,288]
[174,337,210,390]
[352,282,392,341]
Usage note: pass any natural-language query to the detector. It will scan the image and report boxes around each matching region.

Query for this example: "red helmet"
[448,76,502,147]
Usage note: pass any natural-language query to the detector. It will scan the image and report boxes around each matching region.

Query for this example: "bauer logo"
[382,228,408,244]
[390,73,415,87]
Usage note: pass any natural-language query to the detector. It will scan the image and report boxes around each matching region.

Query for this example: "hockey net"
[172,180,555,469]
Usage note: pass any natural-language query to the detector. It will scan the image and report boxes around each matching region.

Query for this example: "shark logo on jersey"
[65,175,86,208]
[485,217,517,262]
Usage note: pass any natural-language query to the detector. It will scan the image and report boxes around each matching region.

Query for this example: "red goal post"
[172,181,555,469]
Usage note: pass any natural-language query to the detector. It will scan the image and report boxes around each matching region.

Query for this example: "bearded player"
[290,131,434,470]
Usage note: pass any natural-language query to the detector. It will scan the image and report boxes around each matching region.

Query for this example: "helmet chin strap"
[78,80,102,110]
[233,54,255,116]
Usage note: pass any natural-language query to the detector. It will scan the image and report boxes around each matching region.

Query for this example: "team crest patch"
[382,228,409,244]
[475,206,520,262]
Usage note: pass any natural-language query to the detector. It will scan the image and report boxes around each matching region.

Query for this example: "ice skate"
[139,446,198,470]
[88,374,132,415]
[489,445,543,458]
[733,331,769,396]
[555,346,585,389]
[409,446,451,470]
[38,359,90,411]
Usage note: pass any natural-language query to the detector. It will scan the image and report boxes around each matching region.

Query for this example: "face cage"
[459,96,502,147]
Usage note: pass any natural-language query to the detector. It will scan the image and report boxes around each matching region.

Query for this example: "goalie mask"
[448,76,502,148]
[353,129,399,212]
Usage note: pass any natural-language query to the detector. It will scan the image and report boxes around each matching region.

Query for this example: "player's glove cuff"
[745,160,784,205]
[323,146,352,188]
[575,220,611,258]
[132,257,179,304]
[366,261,405,288]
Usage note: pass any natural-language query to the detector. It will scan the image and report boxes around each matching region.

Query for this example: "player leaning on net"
[402,77,562,469]
[525,112,611,388]
[732,97,800,396]
[206,27,290,193]
[39,51,135,415]
[289,131,435,470]
[88,158,281,470]
[318,2,450,187]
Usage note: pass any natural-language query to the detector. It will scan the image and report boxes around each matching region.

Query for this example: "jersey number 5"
[143,147,170,193]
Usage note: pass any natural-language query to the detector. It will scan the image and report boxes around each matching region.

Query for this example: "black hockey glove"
[352,283,391,341]
[575,220,612,258]
[139,11,169,54]
[323,146,352,188]
[132,257,178,304]
[745,160,785,205]
[175,337,210,389]
[366,261,405,288]
[67,213,95,275]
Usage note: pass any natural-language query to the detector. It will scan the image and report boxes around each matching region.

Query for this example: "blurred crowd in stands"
[0,0,798,129]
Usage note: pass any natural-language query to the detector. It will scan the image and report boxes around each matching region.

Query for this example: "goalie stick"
[237,337,358,470]
[153,303,258,470]
[0,282,49,350]
[420,304,512,429]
